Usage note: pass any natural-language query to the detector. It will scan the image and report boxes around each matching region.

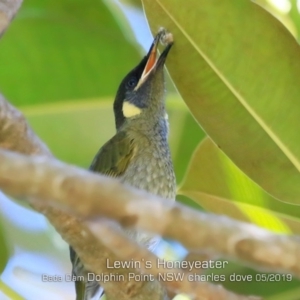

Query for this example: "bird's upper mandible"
[113,29,174,130]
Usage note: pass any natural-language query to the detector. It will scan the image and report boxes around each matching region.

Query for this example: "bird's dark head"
[113,31,173,130]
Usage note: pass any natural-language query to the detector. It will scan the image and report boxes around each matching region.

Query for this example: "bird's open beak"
[134,32,173,91]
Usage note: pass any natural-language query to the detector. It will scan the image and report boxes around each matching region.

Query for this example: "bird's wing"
[72,131,135,300]
[89,131,135,177]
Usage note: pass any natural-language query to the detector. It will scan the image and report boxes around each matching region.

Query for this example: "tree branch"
[0,146,300,279]
[0,95,51,156]
[0,0,23,36]
[0,95,264,299]
[89,219,260,300]
[0,96,164,300]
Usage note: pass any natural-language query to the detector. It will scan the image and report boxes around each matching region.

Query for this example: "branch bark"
[0,0,23,36]
[89,219,260,300]
[1,145,300,279]
[0,95,264,300]
[0,96,164,300]
[0,95,51,156]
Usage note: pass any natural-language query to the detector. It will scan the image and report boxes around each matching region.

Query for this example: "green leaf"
[265,287,300,300]
[289,0,300,41]
[0,279,25,300]
[23,99,115,167]
[142,0,300,204]
[0,0,139,106]
[178,138,300,234]
[0,222,9,274]
[22,95,194,169]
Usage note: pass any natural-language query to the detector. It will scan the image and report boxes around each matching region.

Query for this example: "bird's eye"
[127,77,137,88]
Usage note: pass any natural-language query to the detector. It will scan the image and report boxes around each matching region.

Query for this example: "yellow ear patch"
[123,101,142,118]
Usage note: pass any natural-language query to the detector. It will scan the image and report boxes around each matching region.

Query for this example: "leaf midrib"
[155,0,300,172]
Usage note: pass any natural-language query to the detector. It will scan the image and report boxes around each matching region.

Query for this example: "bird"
[70,29,176,300]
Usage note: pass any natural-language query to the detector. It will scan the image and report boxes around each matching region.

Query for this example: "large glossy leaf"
[0,0,139,106]
[142,0,300,204]
[179,138,300,234]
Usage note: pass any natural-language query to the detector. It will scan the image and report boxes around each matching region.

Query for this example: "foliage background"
[0,0,300,299]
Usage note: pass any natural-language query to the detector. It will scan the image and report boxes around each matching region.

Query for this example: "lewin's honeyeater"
[70,29,176,300]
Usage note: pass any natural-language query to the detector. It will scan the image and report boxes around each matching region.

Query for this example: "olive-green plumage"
[70,31,176,300]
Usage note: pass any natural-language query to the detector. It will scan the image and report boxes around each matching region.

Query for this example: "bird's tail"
[70,246,103,300]
[75,279,102,300]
